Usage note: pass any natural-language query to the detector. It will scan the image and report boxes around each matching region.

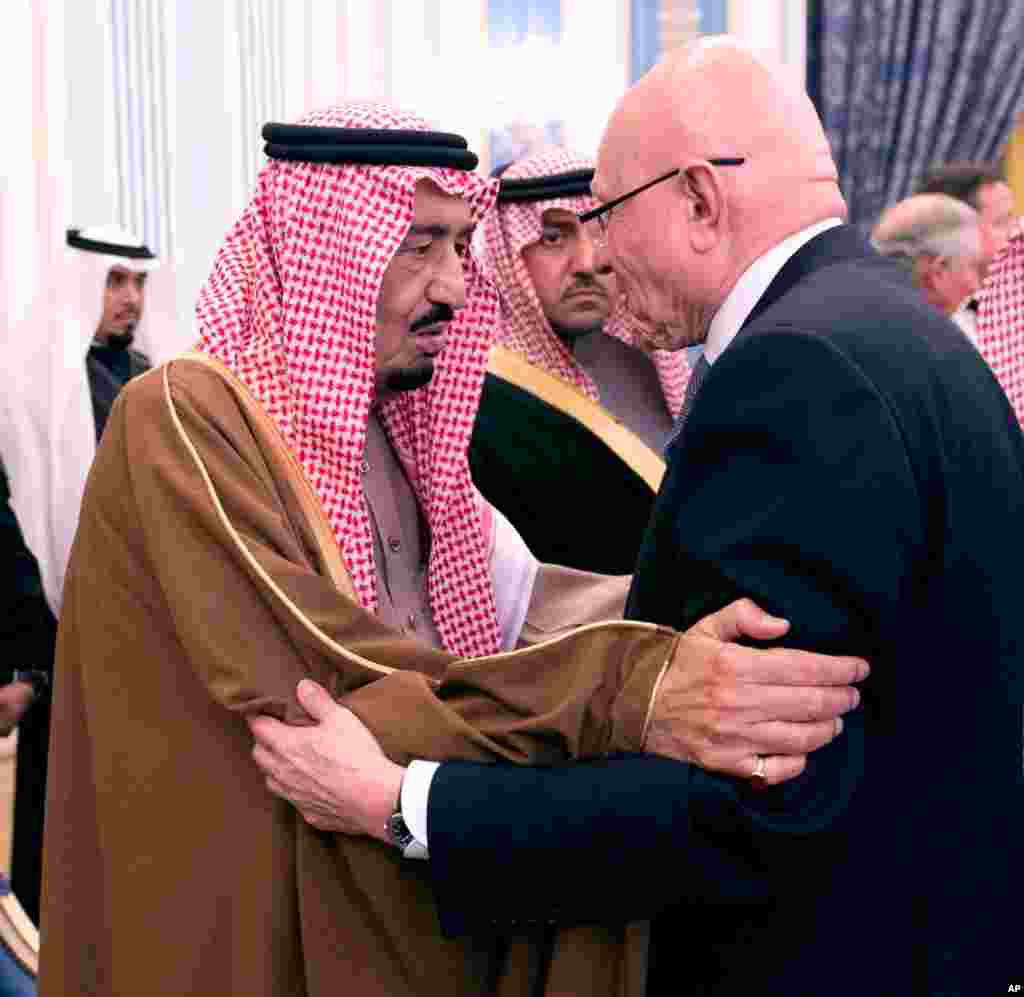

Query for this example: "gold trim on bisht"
[486,345,666,494]
[167,353,664,677]
[177,351,355,598]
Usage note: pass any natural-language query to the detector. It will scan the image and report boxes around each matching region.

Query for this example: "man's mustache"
[410,304,454,333]
[564,278,608,300]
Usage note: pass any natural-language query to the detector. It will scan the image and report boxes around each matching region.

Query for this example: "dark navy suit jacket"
[427,227,1024,995]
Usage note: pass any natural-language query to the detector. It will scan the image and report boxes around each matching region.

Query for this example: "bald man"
[251,40,1022,996]
[872,193,985,342]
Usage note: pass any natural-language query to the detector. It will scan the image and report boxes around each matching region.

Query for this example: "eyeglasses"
[579,159,746,246]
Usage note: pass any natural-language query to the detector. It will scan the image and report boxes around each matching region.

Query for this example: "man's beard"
[550,277,609,347]
[105,326,136,350]
[384,360,435,393]
[550,319,603,348]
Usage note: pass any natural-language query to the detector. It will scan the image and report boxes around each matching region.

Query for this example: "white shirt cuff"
[400,760,439,859]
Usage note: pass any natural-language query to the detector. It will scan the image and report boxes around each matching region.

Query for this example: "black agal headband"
[496,168,594,204]
[261,123,479,171]
[66,228,156,260]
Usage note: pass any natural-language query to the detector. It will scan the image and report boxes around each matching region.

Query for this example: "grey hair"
[872,194,981,263]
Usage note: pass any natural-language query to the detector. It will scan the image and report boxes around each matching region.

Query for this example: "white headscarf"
[66,223,186,361]
[0,225,165,613]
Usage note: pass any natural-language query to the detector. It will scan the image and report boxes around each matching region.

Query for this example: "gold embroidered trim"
[162,360,669,680]
[177,351,354,598]
[487,344,666,493]
[641,633,681,748]
[162,362,394,676]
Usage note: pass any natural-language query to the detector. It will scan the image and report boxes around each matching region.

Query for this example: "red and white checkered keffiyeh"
[476,148,690,417]
[976,230,1024,426]
[196,103,503,658]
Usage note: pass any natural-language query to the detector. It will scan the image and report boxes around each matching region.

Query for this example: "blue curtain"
[808,1,1024,229]
[630,0,659,84]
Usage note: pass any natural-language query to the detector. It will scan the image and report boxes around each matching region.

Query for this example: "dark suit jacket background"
[0,465,56,926]
[426,226,1023,995]
[469,372,656,574]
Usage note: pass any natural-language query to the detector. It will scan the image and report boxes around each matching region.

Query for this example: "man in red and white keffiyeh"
[976,229,1024,426]
[39,99,873,997]
[197,103,530,658]
[466,147,691,573]
[478,147,691,438]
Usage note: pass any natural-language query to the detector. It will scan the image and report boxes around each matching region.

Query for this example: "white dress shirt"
[950,297,979,347]
[703,218,843,365]
[399,216,845,857]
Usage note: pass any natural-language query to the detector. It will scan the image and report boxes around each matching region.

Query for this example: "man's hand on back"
[646,598,868,785]
[248,598,869,837]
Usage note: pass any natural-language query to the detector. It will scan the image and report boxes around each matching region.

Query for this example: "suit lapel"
[628,226,877,623]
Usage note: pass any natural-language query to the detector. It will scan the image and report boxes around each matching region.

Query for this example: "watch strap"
[387,779,429,859]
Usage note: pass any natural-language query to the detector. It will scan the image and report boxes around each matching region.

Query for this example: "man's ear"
[680,164,724,253]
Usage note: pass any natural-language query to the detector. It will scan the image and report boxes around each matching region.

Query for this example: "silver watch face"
[388,811,414,850]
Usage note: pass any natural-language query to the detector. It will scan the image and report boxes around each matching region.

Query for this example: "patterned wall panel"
[235,0,286,196]
[110,0,174,254]
[108,0,289,258]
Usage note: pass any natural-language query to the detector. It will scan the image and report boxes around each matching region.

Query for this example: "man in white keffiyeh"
[0,225,163,617]
[469,148,691,572]
[0,224,170,927]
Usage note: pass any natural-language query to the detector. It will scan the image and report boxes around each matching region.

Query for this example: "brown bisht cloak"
[39,355,679,996]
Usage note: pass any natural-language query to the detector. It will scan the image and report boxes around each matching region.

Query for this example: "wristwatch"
[13,669,50,701]
[386,797,416,853]
[386,783,429,858]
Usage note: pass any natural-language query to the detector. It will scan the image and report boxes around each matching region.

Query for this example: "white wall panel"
[64,0,119,234]
[23,0,809,346]
[169,0,291,338]
[728,0,806,85]
[431,0,488,158]
[561,0,630,157]
[235,0,287,195]
[110,0,174,255]
[1,0,69,327]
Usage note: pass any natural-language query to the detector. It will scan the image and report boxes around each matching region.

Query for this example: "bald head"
[872,194,983,314]
[597,39,845,240]
[590,37,846,348]
[649,44,829,164]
